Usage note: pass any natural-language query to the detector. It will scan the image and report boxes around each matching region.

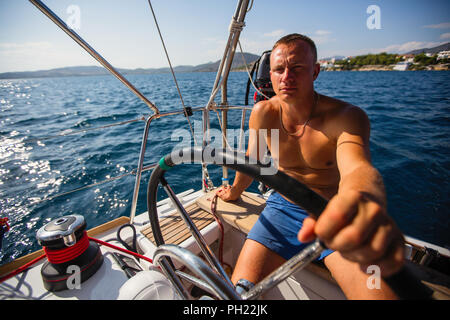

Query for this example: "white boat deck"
[1,188,448,300]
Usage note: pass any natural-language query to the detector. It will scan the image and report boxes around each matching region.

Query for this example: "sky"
[0,0,449,73]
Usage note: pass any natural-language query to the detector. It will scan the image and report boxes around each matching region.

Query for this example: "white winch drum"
[117,269,182,300]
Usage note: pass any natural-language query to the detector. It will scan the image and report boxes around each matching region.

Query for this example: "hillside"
[406,42,450,55]
[0,52,260,79]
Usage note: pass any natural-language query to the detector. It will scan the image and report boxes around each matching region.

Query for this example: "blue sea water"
[0,71,449,265]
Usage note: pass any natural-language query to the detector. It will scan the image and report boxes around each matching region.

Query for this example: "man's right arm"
[216,171,253,201]
[216,101,268,201]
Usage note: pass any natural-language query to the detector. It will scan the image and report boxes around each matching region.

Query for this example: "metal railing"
[27,0,253,222]
[128,105,252,223]
[5,104,251,219]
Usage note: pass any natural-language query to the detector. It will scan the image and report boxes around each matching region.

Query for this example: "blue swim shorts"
[247,192,334,261]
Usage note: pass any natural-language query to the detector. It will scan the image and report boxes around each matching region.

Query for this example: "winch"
[36,214,103,292]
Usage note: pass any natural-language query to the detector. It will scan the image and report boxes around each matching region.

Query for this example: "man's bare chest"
[267,127,337,171]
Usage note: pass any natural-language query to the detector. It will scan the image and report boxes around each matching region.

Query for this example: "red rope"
[0,234,154,284]
[0,253,46,283]
[44,231,90,264]
[88,237,153,264]
[210,194,232,272]
[0,217,10,232]
[210,194,223,263]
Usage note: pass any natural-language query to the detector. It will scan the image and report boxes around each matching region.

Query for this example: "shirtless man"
[216,34,405,299]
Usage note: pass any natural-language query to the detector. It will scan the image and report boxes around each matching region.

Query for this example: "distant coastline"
[0,53,260,80]
[2,42,449,79]
[323,64,449,72]
[320,42,450,72]
[1,60,447,81]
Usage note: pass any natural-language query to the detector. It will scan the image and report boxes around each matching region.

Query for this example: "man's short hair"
[273,33,318,64]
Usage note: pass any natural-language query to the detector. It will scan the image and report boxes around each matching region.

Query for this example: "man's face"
[270,40,319,102]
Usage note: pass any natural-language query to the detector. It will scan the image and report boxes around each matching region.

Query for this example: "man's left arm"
[298,105,405,276]
[334,105,386,208]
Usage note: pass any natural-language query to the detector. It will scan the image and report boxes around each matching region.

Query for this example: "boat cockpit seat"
[195,190,266,235]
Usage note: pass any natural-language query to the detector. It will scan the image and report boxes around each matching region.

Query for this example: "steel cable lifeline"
[2,116,145,206]
[238,40,271,100]
[32,171,135,205]
[147,0,197,146]
[1,117,145,149]
[146,0,220,191]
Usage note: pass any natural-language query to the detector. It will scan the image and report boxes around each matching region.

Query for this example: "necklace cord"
[279,92,319,137]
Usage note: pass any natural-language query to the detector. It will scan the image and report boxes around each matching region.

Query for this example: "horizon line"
[1,41,449,74]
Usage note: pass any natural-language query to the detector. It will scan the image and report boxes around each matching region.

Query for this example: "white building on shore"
[393,61,411,71]
[437,50,450,60]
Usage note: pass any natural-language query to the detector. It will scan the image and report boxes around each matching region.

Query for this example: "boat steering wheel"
[147,147,432,300]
